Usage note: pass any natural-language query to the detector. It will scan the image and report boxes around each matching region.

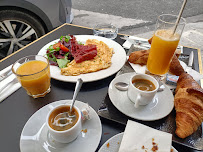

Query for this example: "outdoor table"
[0,23,202,152]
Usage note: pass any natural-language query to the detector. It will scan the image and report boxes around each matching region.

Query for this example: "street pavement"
[71,1,203,73]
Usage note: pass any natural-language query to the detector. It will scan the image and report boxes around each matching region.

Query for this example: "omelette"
[61,39,114,76]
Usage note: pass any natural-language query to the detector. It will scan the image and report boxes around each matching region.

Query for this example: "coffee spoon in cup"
[70,78,83,112]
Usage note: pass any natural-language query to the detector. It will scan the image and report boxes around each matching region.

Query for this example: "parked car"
[0,0,73,60]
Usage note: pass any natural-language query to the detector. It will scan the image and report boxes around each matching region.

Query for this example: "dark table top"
[0,23,202,152]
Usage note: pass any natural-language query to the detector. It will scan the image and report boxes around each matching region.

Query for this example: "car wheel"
[0,9,46,59]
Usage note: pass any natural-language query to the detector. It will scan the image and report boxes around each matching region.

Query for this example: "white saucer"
[20,100,102,152]
[98,132,178,152]
[108,73,174,121]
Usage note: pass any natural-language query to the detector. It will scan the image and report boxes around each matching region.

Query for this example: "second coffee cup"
[127,74,159,108]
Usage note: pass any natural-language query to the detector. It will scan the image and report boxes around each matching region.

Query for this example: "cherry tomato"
[53,42,61,49]
[60,44,69,52]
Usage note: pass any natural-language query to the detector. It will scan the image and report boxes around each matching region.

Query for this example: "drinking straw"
[172,0,187,35]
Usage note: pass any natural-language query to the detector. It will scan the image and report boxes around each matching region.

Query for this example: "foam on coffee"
[48,105,79,131]
[132,79,156,91]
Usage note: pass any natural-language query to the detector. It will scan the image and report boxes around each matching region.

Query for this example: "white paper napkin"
[0,65,21,102]
[119,120,172,152]
[127,56,147,74]
[122,36,150,50]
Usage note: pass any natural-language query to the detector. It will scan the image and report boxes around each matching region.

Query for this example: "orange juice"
[16,60,50,97]
[147,29,180,75]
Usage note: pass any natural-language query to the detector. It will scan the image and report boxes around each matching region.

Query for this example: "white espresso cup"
[46,104,82,143]
[127,74,159,108]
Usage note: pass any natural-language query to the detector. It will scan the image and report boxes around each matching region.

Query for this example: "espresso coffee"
[132,79,156,91]
[48,105,79,131]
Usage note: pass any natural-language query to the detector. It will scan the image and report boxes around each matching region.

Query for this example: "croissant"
[148,37,153,44]
[128,49,184,76]
[175,72,203,138]
[128,49,149,65]
[168,55,184,76]
[176,72,201,93]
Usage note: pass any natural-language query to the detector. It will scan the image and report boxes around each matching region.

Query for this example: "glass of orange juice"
[12,55,51,98]
[147,14,186,75]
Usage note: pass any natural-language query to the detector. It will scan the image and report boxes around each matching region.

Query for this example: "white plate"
[20,100,102,152]
[38,35,126,83]
[98,132,178,152]
[108,73,174,121]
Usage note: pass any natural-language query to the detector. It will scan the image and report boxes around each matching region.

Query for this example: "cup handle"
[48,104,54,110]
[134,94,141,108]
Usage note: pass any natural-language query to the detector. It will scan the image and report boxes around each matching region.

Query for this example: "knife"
[185,51,194,73]
[188,51,194,68]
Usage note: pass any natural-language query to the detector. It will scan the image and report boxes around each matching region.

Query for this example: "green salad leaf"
[60,35,71,43]
[56,56,70,68]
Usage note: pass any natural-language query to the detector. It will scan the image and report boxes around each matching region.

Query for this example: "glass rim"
[158,14,186,25]
[94,23,116,27]
[12,55,49,77]
[93,23,118,30]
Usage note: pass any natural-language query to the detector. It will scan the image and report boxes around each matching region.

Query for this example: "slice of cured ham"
[70,36,97,63]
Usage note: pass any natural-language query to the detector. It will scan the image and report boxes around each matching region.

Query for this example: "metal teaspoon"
[114,81,165,92]
[70,78,83,112]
